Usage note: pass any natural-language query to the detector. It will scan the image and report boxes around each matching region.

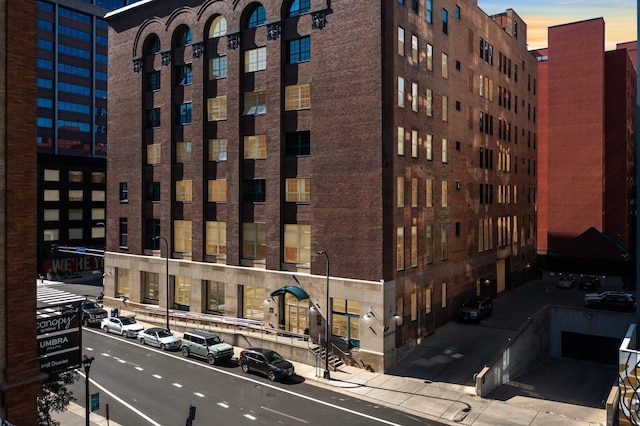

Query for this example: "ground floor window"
[332,298,360,348]
[143,271,159,301]
[116,268,129,296]
[206,281,225,314]
[175,275,191,307]
[243,286,265,321]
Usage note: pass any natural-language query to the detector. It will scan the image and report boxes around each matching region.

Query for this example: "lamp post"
[82,355,94,426]
[155,236,170,332]
[318,250,330,380]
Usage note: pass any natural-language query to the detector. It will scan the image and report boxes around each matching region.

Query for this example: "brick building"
[0,1,47,423]
[105,0,538,370]
[533,19,637,260]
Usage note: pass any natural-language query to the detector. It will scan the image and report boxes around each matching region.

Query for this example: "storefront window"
[243,286,265,321]
[175,275,191,307]
[207,281,225,314]
[144,272,159,301]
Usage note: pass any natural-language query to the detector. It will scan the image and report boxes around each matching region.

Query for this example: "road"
[72,329,444,425]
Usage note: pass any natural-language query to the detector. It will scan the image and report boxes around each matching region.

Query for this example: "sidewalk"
[54,303,606,426]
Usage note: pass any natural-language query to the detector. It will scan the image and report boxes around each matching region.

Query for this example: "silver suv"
[181,330,234,365]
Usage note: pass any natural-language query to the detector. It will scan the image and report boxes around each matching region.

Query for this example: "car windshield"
[156,330,172,338]
[121,317,136,325]
[205,336,221,346]
[464,299,481,309]
[83,302,101,309]
[264,351,285,363]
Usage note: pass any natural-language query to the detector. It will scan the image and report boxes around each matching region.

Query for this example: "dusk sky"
[478,0,637,51]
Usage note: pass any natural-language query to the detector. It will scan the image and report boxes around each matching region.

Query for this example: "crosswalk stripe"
[37,287,87,305]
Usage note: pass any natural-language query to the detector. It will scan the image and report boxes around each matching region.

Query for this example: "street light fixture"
[155,236,170,332]
[81,355,94,426]
[318,250,330,380]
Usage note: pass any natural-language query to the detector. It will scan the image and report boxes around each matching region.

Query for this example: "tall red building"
[534,18,637,258]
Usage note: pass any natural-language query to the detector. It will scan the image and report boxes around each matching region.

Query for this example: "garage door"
[561,331,620,364]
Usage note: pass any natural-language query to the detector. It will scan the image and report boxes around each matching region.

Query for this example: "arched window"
[144,34,160,55]
[247,5,266,28]
[288,0,310,17]
[209,16,227,38]
[175,26,192,47]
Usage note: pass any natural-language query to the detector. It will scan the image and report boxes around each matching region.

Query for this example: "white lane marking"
[172,383,182,388]
[194,392,205,398]
[118,359,126,363]
[218,402,229,408]
[135,367,144,371]
[87,328,403,426]
[262,405,309,423]
[152,374,162,379]
[79,371,161,426]
[244,414,257,420]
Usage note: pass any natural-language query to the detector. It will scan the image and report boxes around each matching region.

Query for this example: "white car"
[101,316,144,338]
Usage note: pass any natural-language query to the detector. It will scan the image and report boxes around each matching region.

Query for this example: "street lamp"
[318,250,330,380]
[155,236,170,332]
[82,355,94,426]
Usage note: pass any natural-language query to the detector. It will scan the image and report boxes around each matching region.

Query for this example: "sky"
[479,0,637,51]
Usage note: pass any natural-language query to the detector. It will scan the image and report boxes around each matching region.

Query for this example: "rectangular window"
[178,103,192,124]
[176,64,192,85]
[92,190,105,202]
[285,83,310,110]
[411,130,418,158]
[147,182,160,201]
[69,228,82,240]
[442,53,448,79]
[244,135,267,159]
[175,276,191,306]
[206,221,227,256]
[176,141,192,162]
[398,77,405,107]
[425,287,432,313]
[426,43,433,71]
[207,96,227,121]
[411,82,418,112]
[68,190,83,202]
[119,217,128,247]
[209,138,228,161]
[92,172,105,184]
[244,179,266,202]
[206,280,225,313]
[116,268,130,297]
[208,180,227,202]
[284,224,311,263]
[397,126,405,156]
[242,222,266,259]
[285,178,310,202]
[147,144,161,164]
[146,108,160,128]
[442,8,448,34]
[442,95,448,121]
[285,131,310,156]
[442,138,448,163]
[411,34,418,64]
[426,224,433,264]
[119,182,128,202]
[92,208,105,220]
[289,36,310,64]
[411,226,418,267]
[176,180,192,202]
[426,134,433,160]
[143,272,160,301]
[441,283,447,308]
[243,286,265,320]
[456,5,461,18]
[396,297,404,326]
[68,171,82,182]
[44,229,59,241]
[209,56,227,79]
[174,220,192,253]
[441,181,447,207]
[441,224,448,259]
[146,71,160,91]
[411,178,418,207]
[244,47,266,72]
[410,292,417,320]
[243,90,266,115]
[427,0,433,23]
[397,177,404,207]
[44,169,60,182]
[397,26,405,56]
[44,209,59,221]
[69,209,83,221]
[396,227,404,271]
[144,218,160,250]
[426,88,433,116]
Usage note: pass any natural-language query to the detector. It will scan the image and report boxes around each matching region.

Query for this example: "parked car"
[458,296,493,323]
[138,327,181,350]
[181,330,234,364]
[81,300,108,327]
[578,275,601,291]
[101,316,144,338]
[238,348,295,381]
[557,274,577,289]
[584,291,636,312]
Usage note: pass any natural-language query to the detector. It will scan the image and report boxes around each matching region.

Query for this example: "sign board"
[37,301,82,375]
[91,393,99,412]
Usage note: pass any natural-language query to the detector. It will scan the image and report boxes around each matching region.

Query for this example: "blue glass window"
[37,78,53,89]
[60,101,90,114]
[176,64,192,85]
[147,108,160,128]
[411,0,418,13]
[60,44,91,59]
[247,5,266,28]
[146,71,160,92]
[38,19,53,31]
[210,56,227,79]
[37,98,53,108]
[38,1,53,12]
[426,0,433,23]
[179,104,192,124]
[59,6,91,23]
[289,0,310,17]
[288,37,310,64]
[37,117,53,128]
[145,35,161,55]
[59,25,91,41]
[96,35,108,46]
[37,39,53,50]
[37,59,53,69]
[175,26,192,47]
[59,82,90,96]
[442,9,448,34]
[455,5,461,19]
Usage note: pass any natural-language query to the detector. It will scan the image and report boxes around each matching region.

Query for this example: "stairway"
[312,345,344,371]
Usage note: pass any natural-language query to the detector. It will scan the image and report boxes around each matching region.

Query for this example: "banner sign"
[37,302,82,375]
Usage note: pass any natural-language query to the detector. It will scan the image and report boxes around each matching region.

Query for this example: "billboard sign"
[37,302,82,375]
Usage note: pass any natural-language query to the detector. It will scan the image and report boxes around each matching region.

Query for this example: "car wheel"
[181,347,190,358]
[267,370,277,382]
[139,338,145,345]
[103,326,109,333]
[160,343,166,351]
[207,354,216,365]
[121,330,127,337]
[241,363,249,373]
[83,318,89,327]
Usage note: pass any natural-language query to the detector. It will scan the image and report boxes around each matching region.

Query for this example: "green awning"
[270,286,310,301]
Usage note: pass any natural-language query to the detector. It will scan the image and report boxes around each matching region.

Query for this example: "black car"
[584,291,636,312]
[458,296,493,323]
[238,348,295,381]
[578,275,601,291]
